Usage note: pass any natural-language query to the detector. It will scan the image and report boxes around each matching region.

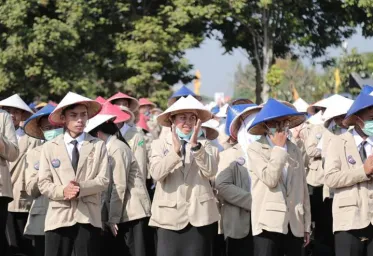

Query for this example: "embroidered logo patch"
[34,162,39,171]
[347,155,356,165]
[236,157,245,166]
[51,159,61,168]
[316,133,322,140]
[138,140,144,147]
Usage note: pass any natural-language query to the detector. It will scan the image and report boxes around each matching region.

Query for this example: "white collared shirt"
[352,129,373,158]
[266,135,288,183]
[64,132,85,161]
[16,127,25,142]
[120,123,131,136]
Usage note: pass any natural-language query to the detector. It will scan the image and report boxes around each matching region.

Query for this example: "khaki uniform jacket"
[0,110,19,200]
[324,131,373,233]
[304,124,325,187]
[38,133,109,232]
[103,136,151,224]
[124,126,148,182]
[149,134,220,230]
[216,145,251,239]
[8,134,40,212]
[247,137,311,237]
[24,146,48,236]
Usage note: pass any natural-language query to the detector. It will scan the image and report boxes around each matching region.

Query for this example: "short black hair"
[61,103,88,116]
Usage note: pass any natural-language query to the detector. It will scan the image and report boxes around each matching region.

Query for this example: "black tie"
[359,141,367,163]
[71,140,79,173]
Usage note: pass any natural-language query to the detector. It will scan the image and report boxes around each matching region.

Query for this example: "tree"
[232,63,256,101]
[207,0,364,104]
[0,0,215,105]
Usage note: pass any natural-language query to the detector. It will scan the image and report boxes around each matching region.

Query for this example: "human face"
[3,107,25,128]
[355,107,373,130]
[334,116,346,128]
[113,99,129,108]
[139,105,151,115]
[39,116,60,132]
[173,112,197,135]
[61,105,88,137]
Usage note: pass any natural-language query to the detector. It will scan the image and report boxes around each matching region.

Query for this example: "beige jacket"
[216,145,251,239]
[38,133,109,232]
[0,110,19,200]
[324,131,373,232]
[247,137,311,237]
[149,134,220,230]
[124,126,148,182]
[24,146,48,236]
[304,124,325,187]
[103,136,151,224]
[8,134,40,212]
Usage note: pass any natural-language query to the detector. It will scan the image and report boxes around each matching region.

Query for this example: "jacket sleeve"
[300,153,311,233]
[109,148,131,224]
[133,133,148,182]
[79,142,110,197]
[38,146,65,200]
[149,139,182,182]
[304,125,322,158]
[247,143,288,188]
[215,163,251,211]
[324,137,369,188]
[192,141,219,179]
[0,112,19,162]
[25,150,41,198]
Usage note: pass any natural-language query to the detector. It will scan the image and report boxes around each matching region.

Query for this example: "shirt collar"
[106,135,113,145]
[64,131,85,145]
[16,127,25,136]
[352,129,373,147]
[266,135,288,151]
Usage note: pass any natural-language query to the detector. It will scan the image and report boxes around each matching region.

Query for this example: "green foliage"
[267,65,284,88]
[232,63,256,102]
[0,0,211,107]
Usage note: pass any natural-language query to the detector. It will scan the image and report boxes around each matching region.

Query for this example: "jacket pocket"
[82,194,99,205]
[30,206,46,215]
[50,200,70,208]
[338,197,357,208]
[198,193,215,203]
[296,204,304,215]
[265,202,287,212]
[157,200,176,208]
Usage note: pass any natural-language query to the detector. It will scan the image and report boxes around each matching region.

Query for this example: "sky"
[180,29,373,98]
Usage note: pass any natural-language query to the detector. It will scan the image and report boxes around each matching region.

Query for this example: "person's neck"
[355,126,368,140]
[68,130,83,139]
[100,133,110,142]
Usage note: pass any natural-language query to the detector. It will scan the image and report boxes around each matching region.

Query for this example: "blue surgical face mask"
[43,128,64,141]
[176,127,203,140]
[269,128,277,135]
[363,120,373,137]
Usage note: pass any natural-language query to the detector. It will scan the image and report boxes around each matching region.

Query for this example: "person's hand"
[63,182,80,200]
[190,119,202,147]
[364,155,373,176]
[303,232,310,247]
[171,123,181,154]
[108,223,118,237]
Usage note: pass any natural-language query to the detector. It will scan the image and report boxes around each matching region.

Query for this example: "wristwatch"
[191,142,202,152]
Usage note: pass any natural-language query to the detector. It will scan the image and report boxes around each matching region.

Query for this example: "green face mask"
[43,128,64,141]
[363,120,373,137]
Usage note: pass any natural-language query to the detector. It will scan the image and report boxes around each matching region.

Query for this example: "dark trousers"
[309,185,335,256]
[226,233,253,256]
[335,224,373,256]
[115,217,155,256]
[33,235,45,256]
[6,212,33,256]
[213,234,226,256]
[253,230,304,256]
[45,224,100,256]
[0,198,9,254]
[157,222,217,256]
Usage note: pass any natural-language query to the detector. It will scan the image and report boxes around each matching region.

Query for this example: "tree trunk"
[254,62,262,104]
[260,8,273,103]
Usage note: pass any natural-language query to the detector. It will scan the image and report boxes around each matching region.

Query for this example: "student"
[0,106,19,253]
[107,92,139,113]
[324,91,373,256]
[149,95,219,256]
[0,94,40,255]
[38,92,109,256]
[216,104,262,256]
[85,113,153,256]
[247,98,311,256]
[23,104,63,256]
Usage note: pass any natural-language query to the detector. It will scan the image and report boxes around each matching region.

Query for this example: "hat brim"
[108,95,139,112]
[0,105,33,119]
[230,106,262,140]
[24,116,45,139]
[203,127,219,140]
[49,101,102,126]
[157,109,212,127]
[249,114,306,135]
